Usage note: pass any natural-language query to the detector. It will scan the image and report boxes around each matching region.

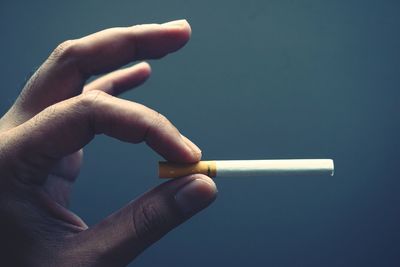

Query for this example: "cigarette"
[159,159,334,178]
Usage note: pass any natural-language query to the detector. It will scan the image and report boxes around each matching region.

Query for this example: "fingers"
[75,174,217,266]
[11,19,191,125]
[83,62,151,95]
[5,91,201,184]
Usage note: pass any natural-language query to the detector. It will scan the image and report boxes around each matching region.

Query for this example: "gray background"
[1,0,400,266]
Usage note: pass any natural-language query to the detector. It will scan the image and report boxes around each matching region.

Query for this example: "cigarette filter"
[159,159,334,179]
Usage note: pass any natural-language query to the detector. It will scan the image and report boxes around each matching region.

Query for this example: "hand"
[0,19,217,266]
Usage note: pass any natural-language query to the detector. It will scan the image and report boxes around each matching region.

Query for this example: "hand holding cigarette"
[0,20,217,266]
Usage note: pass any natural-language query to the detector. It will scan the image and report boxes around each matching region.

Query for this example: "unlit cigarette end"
[159,159,334,179]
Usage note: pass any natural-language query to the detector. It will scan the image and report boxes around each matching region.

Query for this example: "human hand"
[0,19,217,266]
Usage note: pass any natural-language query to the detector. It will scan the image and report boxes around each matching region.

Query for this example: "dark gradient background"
[1,1,400,266]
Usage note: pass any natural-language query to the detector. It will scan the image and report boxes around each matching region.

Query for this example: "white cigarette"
[159,159,334,178]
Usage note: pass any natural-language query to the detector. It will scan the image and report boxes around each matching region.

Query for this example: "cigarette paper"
[159,159,334,179]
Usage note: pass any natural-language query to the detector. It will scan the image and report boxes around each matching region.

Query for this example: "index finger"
[5,91,201,184]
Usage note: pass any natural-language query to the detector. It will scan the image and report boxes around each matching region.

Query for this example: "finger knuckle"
[143,112,175,142]
[78,90,108,109]
[153,112,171,129]
[77,91,110,133]
[50,39,81,62]
[132,202,168,244]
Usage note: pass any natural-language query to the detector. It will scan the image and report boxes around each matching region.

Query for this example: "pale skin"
[0,19,217,266]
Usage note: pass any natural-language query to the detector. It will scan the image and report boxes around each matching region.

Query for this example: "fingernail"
[181,134,202,157]
[175,177,217,215]
[162,19,188,28]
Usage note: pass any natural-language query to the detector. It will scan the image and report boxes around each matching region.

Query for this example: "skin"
[0,19,217,266]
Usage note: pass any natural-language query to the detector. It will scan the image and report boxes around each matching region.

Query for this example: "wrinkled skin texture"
[0,20,217,266]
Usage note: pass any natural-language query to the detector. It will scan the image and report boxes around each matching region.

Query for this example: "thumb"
[75,174,217,266]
